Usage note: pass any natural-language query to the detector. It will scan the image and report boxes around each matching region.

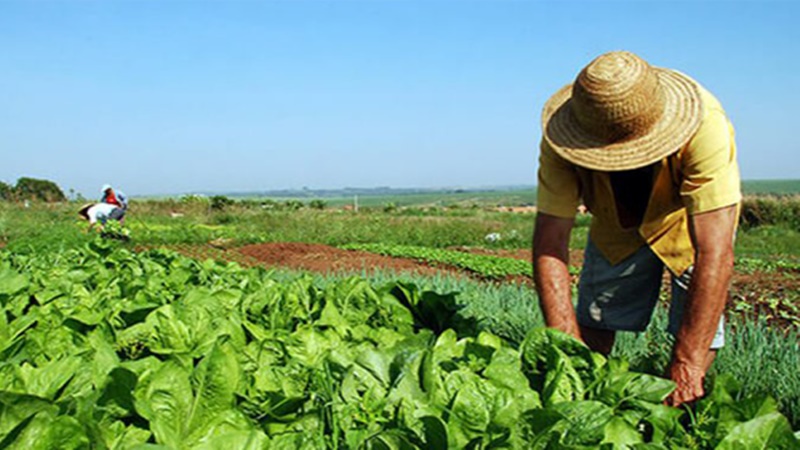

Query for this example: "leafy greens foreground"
[0,240,797,449]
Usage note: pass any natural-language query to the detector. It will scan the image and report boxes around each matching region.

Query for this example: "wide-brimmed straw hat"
[542,51,703,171]
[78,203,94,218]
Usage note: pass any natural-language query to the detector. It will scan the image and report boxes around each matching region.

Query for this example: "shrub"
[0,181,13,200]
[284,200,304,211]
[12,177,66,202]
[740,195,800,231]
[308,199,326,210]
[210,195,235,211]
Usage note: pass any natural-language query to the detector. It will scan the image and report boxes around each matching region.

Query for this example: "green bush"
[283,200,304,211]
[0,181,13,200]
[308,199,326,210]
[740,195,800,231]
[210,195,235,211]
[7,177,66,202]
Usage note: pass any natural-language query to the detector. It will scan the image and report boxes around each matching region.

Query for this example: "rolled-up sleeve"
[679,104,742,215]
[537,139,580,218]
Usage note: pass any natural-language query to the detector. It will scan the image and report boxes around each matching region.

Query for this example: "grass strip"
[735,256,800,273]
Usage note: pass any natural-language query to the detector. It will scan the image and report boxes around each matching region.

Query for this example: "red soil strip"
[237,242,467,278]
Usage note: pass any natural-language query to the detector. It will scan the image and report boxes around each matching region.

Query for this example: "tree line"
[0,177,66,202]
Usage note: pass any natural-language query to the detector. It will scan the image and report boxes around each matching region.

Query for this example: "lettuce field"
[0,198,798,448]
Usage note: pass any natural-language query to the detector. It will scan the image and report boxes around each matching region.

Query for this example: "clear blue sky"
[2,1,798,197]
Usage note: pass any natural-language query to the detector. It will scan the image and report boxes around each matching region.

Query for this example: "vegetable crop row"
[734,256,800,273]
[0,240,796,448]
[340,243,536,279]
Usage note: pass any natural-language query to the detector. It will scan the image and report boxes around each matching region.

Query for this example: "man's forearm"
[673,249,733,368]
[666,205,738,406]
[533,213,578,338]
[534,254,579,337]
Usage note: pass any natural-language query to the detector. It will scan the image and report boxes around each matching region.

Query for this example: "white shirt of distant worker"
[79,203,125,232]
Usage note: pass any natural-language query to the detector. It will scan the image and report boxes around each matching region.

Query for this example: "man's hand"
[666,360,706,407]
[533,213,578,338]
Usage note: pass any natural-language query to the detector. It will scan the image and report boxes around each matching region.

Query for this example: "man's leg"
[576,239,664,355]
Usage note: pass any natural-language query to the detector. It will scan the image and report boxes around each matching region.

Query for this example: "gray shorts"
[577,239,725,349]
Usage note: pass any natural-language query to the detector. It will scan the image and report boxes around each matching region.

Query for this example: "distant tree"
[284,200,304,211]
[0,181,13,201]
[309,199,326,210]
[14,177,66,202]
[210,195,235,211]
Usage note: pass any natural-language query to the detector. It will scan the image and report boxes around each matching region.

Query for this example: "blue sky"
[1,1,798,197]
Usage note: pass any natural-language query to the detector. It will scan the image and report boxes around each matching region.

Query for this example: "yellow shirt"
[537,85,741,276]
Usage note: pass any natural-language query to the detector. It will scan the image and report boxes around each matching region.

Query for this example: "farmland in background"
[265,189,535,209]
[741,179,800,195]
[176,178,800,209]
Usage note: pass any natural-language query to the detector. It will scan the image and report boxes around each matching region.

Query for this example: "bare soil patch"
[237,242,467,278]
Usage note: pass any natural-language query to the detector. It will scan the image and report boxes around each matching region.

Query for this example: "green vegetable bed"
[0,240,796,448]
[340,243,535,279]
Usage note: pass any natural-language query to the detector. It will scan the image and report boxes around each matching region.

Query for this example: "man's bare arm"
[668,204,737,406]
[533,212,579,338]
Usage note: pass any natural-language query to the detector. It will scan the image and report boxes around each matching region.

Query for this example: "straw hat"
[542,51,703,171]
[78,203,94,218]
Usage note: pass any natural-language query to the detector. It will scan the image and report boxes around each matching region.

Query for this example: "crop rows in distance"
[340,243,560,279]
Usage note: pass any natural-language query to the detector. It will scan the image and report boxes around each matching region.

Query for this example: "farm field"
[0,197,799,448]
[242,188,538,210]
[177,179,800,210]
